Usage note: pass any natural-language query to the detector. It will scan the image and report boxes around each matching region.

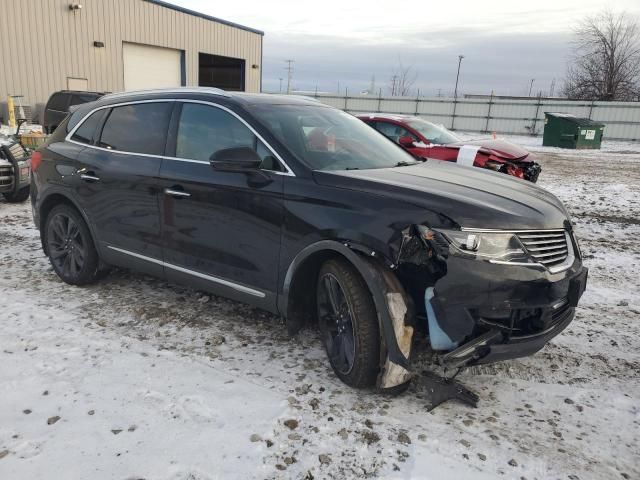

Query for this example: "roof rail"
[101,87,230,99]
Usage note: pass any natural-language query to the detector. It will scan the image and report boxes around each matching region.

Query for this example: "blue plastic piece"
[425,287,458,350]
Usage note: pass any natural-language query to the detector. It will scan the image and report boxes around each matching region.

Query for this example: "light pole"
[452,55,464,129]
[453,55,464,99]
[278,78,283,93]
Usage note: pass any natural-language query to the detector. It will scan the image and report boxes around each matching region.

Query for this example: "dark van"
[43,90,104,134]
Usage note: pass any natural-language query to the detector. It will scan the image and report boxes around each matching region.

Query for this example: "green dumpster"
[542,112,605,149]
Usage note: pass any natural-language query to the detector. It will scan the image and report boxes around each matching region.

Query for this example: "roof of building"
[145,0,264,35]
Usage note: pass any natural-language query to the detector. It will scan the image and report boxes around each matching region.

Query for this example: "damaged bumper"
[430,257,588,369]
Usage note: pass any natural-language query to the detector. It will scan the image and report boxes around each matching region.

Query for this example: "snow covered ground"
[1,140,639,480]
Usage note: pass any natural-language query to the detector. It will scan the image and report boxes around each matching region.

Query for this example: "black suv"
[43,90,104,134]
[31,88,587,391]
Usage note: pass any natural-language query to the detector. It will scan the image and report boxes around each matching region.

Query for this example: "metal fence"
[303,93,640,141]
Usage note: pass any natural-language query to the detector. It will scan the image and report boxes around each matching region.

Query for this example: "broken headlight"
[418,227,532,264]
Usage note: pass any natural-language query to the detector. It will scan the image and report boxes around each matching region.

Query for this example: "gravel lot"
[1,137,639,480]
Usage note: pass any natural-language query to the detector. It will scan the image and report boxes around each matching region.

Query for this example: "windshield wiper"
[394,161,418,167]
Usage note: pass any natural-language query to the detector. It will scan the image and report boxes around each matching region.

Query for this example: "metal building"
[0,0,263,123]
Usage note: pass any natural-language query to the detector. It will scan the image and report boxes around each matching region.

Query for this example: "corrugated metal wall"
[0,0,262,120]
[311,94,640,141]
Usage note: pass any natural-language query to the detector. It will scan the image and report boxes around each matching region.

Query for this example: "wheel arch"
[280,240,411,370]
[38,191,99,256]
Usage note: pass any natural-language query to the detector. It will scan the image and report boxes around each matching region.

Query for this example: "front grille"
[0,166,13,186]
[517,230,569,268]
[475,301,573,337]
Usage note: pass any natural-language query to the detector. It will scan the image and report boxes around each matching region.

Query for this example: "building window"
[199,53,245,91]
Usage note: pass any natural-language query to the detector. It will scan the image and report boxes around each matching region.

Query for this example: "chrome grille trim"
[517,230,573,271]
[0,165,13,186]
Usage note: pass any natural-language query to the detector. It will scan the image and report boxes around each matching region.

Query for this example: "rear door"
[70,101,173,276]
[159,101,286,310]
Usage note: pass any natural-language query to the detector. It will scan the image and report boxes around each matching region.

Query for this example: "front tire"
[44,204,100,285]
[317,258,380,388]
[3,186,30,203]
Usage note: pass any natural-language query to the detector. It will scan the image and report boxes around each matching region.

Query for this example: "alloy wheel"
[318,273,356,375]
[47,213,87,278]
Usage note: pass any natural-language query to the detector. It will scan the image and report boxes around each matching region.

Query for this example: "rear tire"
[317,258,380,388]
[3,186,30,203]
[44,204,101,285]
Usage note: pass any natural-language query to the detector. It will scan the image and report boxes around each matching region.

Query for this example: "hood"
[449,139,531,161]
[313,160,570,230]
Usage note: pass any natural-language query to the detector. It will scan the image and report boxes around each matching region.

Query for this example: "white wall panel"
[302,94,640,141]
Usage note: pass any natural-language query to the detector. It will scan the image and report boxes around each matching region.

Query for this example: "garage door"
[123,42,183,91]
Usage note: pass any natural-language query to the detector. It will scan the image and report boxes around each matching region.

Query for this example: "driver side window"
[175,103,283,171]
[374,121,417,145]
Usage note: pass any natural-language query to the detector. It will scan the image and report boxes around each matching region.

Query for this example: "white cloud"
[168,0,640,95]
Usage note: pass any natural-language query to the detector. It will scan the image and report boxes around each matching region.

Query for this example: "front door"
[72,101,173,276]
[159,101,286,310]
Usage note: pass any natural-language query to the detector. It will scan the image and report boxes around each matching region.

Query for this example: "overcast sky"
[173,0,640,97]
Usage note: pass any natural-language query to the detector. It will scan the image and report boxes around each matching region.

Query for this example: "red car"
[358,114,541,182]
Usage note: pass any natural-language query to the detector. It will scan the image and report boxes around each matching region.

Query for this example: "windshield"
[250,104,418,171]
[407,119,460,145]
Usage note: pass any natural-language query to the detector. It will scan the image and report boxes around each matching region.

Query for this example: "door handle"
[80,173,100,182]
[164,187,191,198]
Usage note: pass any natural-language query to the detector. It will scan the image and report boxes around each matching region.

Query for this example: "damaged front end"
[378,223,587,389]
[482,158,542,183]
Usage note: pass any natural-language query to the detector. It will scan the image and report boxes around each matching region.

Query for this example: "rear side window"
[175,103,282,171]
[98,102,172,155]
[71,109,107,145]
[69,93,100,107]
[47,93,68,111]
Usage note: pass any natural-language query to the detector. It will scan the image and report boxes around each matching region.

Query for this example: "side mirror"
[210,147,262,172]
[398,136,415,147]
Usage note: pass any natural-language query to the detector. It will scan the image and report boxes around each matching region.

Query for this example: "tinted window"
[176,103,282,171]
[99,102,172,155]
[69,93,100,107]
[47,93,68,111]
[71,109,107,145]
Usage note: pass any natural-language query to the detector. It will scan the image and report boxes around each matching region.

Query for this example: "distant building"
[0,0,263,123]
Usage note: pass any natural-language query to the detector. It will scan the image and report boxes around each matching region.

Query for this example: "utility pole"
[285,59,294,94]
[453,55,464,99]
[437,88,442,97]
[528,78,535,97]
[278,78,283,93]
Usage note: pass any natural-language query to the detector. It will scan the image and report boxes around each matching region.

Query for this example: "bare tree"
[388,60,418,96]
[563,11,640,101]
